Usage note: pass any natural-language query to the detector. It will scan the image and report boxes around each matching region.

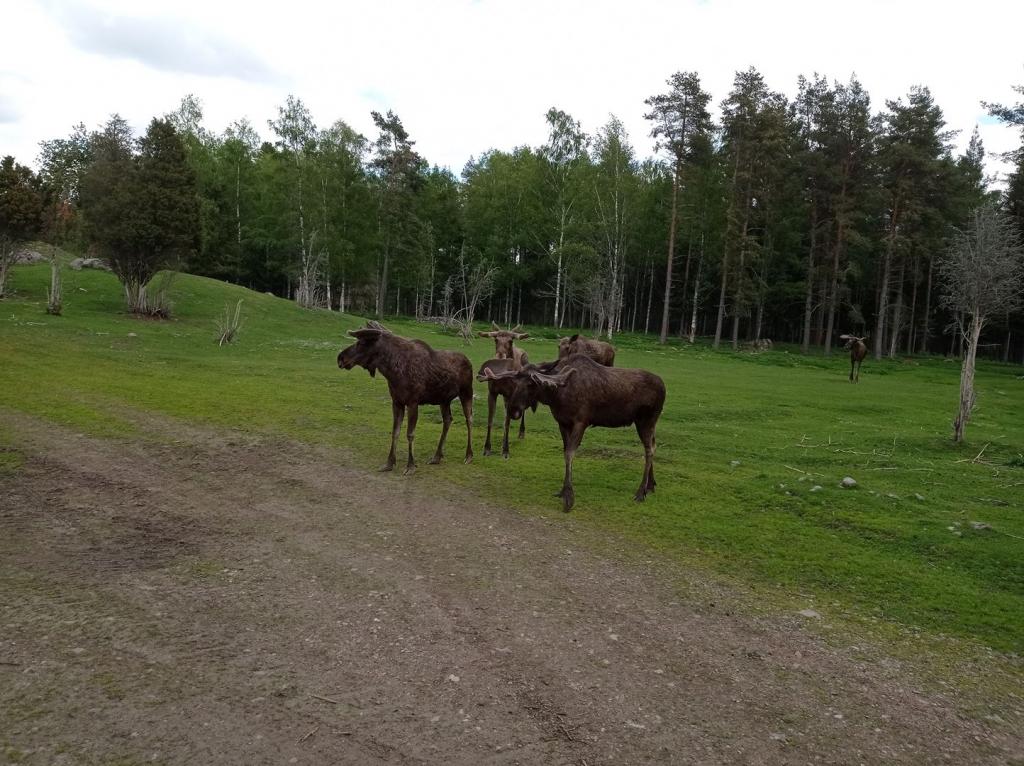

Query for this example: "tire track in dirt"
[1,410,1021,765]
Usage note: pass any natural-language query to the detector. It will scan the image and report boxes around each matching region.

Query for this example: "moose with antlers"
[477,323,531,457]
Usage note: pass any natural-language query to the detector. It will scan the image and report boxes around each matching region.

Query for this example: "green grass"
[2,252,1023,654]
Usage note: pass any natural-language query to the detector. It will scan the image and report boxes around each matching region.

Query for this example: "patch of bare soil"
[1,411,1021,765]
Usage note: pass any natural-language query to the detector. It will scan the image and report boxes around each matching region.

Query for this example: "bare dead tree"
[939,205,1024,443]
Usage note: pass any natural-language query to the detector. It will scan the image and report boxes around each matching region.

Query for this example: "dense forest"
[3,68,1024,361]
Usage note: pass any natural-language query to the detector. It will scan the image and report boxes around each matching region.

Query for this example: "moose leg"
[855,359,862,383]
[382,401,405,471]
[634,419,657,501]
[460,393,474,464]
[483,391,497,456]
[849,357,855,382]
[404,403,419,475]
[429,402,453,464]
[558,423,587,512]
[501,402,511,459]
[518,410,526,440]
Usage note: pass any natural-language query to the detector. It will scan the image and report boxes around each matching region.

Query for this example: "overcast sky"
[2,0,1022,180]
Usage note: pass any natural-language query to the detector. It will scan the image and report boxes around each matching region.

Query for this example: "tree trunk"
[888,257,906,358]
[920,255,933,353]
[644,262,654,335]
[678,232,694,337]
[953,313,984,443]
[906,252,920,355]
[874,198,900,359]
[730,169,753,350]
[659,164,681,344]
[630,263,641,332]
[801,199,818,353]
[688,248,703,343]
[46,255,62,316]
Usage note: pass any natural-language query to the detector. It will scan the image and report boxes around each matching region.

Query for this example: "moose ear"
[514,333,529,340]
[570,334,580,342]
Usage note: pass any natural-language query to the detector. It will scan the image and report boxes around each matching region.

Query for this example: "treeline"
[3,68,1024,360]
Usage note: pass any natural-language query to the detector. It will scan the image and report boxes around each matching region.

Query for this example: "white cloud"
[0,0,1021,182]
[48,1,281,83]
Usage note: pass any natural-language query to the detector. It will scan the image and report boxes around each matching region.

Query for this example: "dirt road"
[1,412,1020,764]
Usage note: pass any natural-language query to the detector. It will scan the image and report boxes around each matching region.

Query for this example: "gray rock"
[810,485,823,493]
[969,521,992,531]
[840,477,858,489]
[15,249,46,264]
[69,257,112,271]
[798,609,821,619]
[730,460,741,468]
[914,493,925,501]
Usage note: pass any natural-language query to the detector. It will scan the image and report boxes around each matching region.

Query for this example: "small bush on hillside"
[216,300,244,346]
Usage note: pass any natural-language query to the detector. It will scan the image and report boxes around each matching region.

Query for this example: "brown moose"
[478,323,531,457]
[557,334,615,366]
[338,321,473,473]
[840,334,868,383]
[483,355,665,511]
[479,322,530,367]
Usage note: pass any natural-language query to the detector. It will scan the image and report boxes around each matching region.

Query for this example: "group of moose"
[338,321,664,511]
[337,322,870,511]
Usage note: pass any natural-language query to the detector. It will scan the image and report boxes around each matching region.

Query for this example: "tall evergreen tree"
[79,116,198,314]
[873,87,955,359]
[370,110,424,317]
[0,156,44,297]
[645,71,713,344]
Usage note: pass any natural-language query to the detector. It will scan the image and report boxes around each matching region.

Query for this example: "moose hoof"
[502,452,510,461]
[464,454,473,464]
[428,455,442,465]
[379,464,395,473]
[404,464,417,476]
[483,448,492,457]
[633,491,647,503]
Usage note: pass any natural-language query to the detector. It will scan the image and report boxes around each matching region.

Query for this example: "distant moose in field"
[477,323,531,458]
[338,321,473,473]
[840,334,868,383]
[483,354,665,511]
[557,334,616,366]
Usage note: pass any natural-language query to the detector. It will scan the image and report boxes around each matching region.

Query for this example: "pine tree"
[645,72,713,344]
[79,116,199,315]
[0,156,44,297]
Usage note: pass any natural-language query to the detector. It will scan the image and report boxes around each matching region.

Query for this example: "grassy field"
[2,252,1023,655]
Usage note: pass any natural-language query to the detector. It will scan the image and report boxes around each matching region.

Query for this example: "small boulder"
[810,485,823,493]
[969,521,992,531]
[798,609,821,619]
[69,257,112,271]
[840,477,858,489]
[14,249,45,264]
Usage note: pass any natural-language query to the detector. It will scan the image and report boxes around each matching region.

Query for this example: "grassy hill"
[2,253,1023,654]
